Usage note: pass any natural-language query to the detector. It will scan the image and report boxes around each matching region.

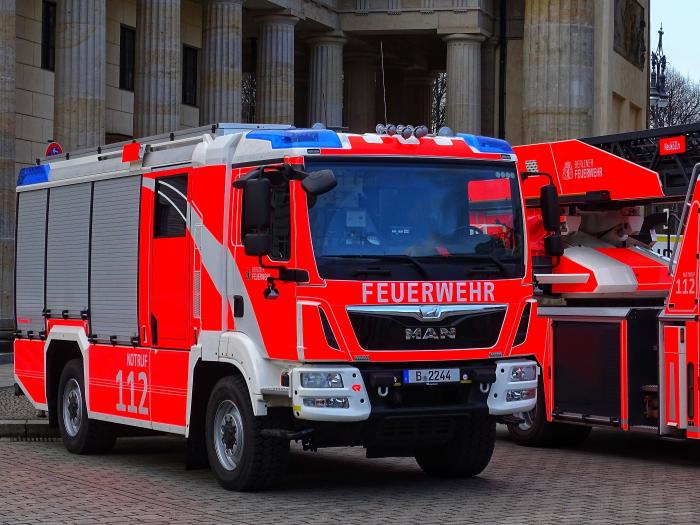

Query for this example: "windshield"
[306,158,525,281]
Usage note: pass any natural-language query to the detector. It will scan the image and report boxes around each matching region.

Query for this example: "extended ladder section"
[583,123,700,196]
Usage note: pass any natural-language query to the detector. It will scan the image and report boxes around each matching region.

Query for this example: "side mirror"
[301,169,337,196]
[544,233,564,257]
[540,184,561,232]
[243,178,272,256]
[243,233,272,256]
[244,178,271,229]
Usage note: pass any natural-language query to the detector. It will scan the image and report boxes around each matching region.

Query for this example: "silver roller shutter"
[90,176,141,343]
[15,190,48,335]
[46,184,91,318]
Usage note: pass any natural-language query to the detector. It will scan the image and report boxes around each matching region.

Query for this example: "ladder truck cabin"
[505,125,700,445]
[13,123,553,491]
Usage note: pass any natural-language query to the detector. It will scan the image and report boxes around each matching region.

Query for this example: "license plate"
[403,368,460,384]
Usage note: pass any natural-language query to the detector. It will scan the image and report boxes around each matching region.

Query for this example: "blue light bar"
[457,133,514,154]
[17,164,50,186]
[246,129,342,149]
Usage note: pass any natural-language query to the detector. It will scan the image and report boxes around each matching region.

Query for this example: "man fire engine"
[506,127,700,446]
[13,123,552,490]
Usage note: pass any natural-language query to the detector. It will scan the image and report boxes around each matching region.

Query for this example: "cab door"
[149,172,191,349]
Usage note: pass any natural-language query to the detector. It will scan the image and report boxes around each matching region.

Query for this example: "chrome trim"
[346,304,507,322]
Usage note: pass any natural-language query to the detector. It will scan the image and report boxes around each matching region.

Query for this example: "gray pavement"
[1,427,700,524]
[0,361,13,388]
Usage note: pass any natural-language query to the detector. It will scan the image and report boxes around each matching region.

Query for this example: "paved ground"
[0,361,14,388]
[2,427,700,525]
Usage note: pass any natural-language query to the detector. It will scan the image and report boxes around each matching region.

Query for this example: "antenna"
[380,40,388,125]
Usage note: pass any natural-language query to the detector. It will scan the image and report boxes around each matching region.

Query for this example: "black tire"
[205,374,289,491]
[415,413,496,478]
[506,379,591,447]
[57,358,116,454]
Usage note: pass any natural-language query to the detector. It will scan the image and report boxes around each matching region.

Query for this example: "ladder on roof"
[41,123,294,164]
[582,123,700,196]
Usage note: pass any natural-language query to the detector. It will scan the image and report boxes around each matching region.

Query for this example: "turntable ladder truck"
[13,123,555,490]
[505,125,700,445]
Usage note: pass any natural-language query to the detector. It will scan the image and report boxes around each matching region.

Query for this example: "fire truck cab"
[14,123,545,490]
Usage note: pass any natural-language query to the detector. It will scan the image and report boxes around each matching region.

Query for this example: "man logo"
[405,327,457,340]
[419,305,441,319]
[562,161,573,181]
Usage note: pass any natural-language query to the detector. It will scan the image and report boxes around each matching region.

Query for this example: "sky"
[650,0,700,81]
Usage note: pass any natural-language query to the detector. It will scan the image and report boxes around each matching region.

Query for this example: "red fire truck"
[13,123,554,490]
[505,125,700,446]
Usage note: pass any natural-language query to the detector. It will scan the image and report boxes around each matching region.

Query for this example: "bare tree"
[242,72,256,123]
[650,66,700,128]
[431,72,447,133]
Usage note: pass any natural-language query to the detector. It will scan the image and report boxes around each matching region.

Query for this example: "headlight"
[300,371,344,389]
[511,365,537,382]
[302,397,349,409]
[506,388,536,402]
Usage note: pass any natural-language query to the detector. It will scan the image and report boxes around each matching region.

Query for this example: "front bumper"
[290,359,538,422]
[487,359,539,415]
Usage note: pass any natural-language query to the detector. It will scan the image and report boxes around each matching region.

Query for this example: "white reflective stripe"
[361,134,383,144]
[563,247,638,293]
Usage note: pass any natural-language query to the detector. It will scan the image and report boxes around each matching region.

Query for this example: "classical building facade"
[0,0,650,330]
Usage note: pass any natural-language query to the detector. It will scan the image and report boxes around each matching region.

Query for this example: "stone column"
[307,33,345,128]
[523,0,594,143]
[480,39,497,137]
[134,0,181,136]
[0,0,14,335]
[444,34,484,134]
[200,0,243,124]
[345,55,376,133]
[54,0,106,150]
[404,72,434,127]
[256,14,298,125]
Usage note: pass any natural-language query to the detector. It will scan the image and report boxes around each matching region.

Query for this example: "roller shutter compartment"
[46,184,91,319]
[90,176,141,344]
[15,190,48,335]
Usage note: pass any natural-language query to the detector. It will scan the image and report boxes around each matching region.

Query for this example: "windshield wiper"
[321,254,429,279]
[426,254,512,278]
[437,253,512,278]
[372,255,430,280]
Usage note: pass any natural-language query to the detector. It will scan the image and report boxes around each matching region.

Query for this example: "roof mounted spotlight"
[311,122,326,130]
[414,125,429,139]
[437,126,454,137]
[375,123,387,135]
[401,125,414,139]
[386,124,397,136]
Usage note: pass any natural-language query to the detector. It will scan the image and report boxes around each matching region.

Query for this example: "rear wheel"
[205,375,289,491]
[415,413,496,478]
[506,379,591,447]
[57,359,116,454]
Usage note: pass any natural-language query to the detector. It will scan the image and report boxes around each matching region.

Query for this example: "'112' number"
[116,370,149,416]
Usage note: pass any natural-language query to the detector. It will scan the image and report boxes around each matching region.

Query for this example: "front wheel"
[205,375,289,491]
[506,379,591,447]
[57,359,116,454]
[415,413,496,478]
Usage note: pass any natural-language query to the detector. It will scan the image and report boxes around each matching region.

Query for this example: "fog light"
[302,397,349,409]
[506,388,536,402]
[300,372,344,388]
[511,365,537,382]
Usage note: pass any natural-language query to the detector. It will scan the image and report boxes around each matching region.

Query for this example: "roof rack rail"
[42,122,296,164]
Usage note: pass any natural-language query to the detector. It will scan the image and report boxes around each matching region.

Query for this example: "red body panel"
[14,339,46,405]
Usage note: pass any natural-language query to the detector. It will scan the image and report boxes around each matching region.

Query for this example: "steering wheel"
[452,225,485,236]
